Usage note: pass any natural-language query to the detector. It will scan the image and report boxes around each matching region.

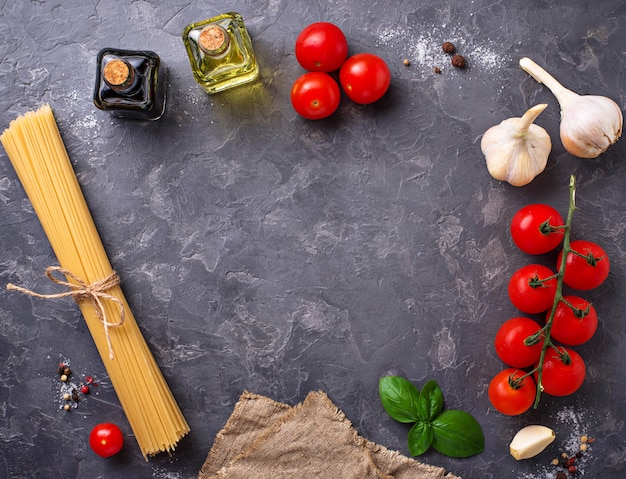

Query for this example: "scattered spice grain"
[451,54,466,69]
[442,41,456,54]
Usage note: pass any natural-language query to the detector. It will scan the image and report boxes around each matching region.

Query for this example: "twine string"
[7,266,125,360]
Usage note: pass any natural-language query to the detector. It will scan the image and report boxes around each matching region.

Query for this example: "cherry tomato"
[488,368,536,416]
[290,72,340,120]
[508,264,557,314]
[495,317,544,368]
[89,423,124,458]
[557,240,610,290]
[510,204,565,255]
[295,22,348,72]
[535,347,586,396]
[549,296,598,346]
[339,53,391,104]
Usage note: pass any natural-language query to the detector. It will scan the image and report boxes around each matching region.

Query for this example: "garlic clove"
[509,424,556,460]
[519,57,623,158]
[481,104,551,187]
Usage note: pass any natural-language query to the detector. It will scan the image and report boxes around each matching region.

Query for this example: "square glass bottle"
[182,12,259,94]
[93,48,167,120]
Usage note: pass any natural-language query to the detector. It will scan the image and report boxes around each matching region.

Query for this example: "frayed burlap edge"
[199,391,291,478]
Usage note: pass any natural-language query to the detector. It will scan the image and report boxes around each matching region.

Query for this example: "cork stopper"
[198,24,229,55]
[103,59,134,89]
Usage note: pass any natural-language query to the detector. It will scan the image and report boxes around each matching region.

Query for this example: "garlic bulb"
[481,104,551,186]
[509,425,556,460]
[520,57,623,158]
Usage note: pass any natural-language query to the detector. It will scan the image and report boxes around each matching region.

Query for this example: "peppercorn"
[63,404,71,411]
[60,374,68,382]
[403,58,410,66]
[555,472,567,479]
[71,389,80,402]
[442,41,455,54]
[63,367,71,376]
[63,393,71,401]
[434,66,442,74]
[451,54,466,69]
[80,385,90,395]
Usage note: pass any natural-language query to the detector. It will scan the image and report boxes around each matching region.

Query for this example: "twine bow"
[7,266,125,360]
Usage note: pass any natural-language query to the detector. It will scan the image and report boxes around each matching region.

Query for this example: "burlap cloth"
[198,390,462,479]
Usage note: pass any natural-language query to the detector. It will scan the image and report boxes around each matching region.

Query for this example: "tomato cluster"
[489,203,609,416]
[291,22,391,119]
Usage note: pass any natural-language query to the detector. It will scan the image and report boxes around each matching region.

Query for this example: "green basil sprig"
[379,376,484,458]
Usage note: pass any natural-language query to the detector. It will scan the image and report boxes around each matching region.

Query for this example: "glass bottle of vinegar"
[182,12,259,94]
[93,48,167,120]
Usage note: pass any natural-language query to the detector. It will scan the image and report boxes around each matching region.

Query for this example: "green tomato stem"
[532,174,577,408]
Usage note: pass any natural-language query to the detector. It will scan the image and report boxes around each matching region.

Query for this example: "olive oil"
[182,12,259,94]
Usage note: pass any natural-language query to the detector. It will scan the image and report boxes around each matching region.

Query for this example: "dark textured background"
[1,1,624,478]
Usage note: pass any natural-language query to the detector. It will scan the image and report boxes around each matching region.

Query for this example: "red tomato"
[495,317,544,368]
[549,296,598,346]
[339,53,391,104]
[557,240,610,290]
[510,204,565,255]
[488,368,536,416]
[508,264,558,314]
[290,72,340,120]
[295,22,348,72]
[535,347,586,396]
[89,423,124,458]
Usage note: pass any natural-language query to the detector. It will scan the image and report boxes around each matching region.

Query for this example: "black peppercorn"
[451,54,466,69]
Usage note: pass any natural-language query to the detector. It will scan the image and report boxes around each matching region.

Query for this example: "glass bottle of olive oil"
[182,12,259,94]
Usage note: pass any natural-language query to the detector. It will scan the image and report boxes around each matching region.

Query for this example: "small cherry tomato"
[508,264,557,314]
[510,204,565,255]
[549,296,598,346]
[295,22,348,72]
[535,347,586,396]
[89,423,124,458]
[495,317,544,368]
[339,53,391,104]
[557,240,610,290]
[488,368,536,416]
[290,72,340,120]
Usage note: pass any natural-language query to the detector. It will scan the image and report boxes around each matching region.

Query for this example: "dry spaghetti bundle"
[1,104,189,458]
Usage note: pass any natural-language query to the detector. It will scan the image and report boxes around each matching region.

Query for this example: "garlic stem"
[518,103,548,134]
[519,57,576,104]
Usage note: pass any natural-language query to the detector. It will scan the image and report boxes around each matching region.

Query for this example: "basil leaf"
[407,421,433,456]
[416,379,444,422]
[431,409,485,457]
[379,376,420,423]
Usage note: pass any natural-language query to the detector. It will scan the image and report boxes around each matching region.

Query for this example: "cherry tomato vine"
[490,175,610,414]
